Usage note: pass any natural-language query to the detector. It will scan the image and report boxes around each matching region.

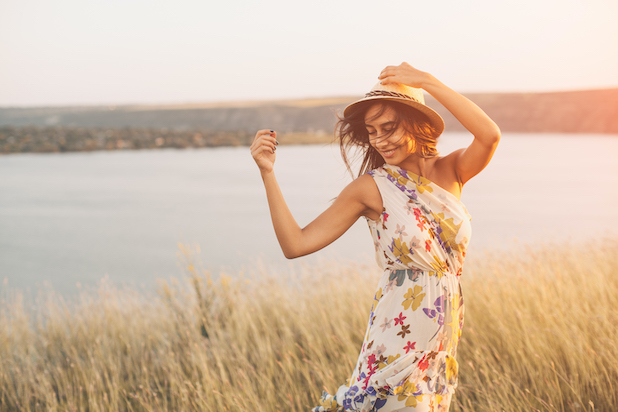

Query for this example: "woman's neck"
[396,154,427,177]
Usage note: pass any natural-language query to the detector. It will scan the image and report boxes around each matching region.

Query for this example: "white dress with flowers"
[313,165,471,412]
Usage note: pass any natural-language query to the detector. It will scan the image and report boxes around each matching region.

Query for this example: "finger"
[259,143,276,155]
[251,142,276,159]
[378,72,396,81]
[257,139,276,154]
[265,130,278,145]
[251,136,274,153]
[252,134,276,148]
[251,130,277,149]
[380,75,401,85]
[378,71,399,81]
[254,129,277,141]
[259,134,277,147]
[379,65,397,76]
[254,129,267,140]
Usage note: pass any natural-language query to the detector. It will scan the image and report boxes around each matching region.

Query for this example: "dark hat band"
[365,90,419,103]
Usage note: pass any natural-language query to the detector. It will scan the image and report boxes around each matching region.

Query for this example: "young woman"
[250,62,500,412]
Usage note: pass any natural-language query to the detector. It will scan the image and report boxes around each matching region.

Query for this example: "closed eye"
[367,128,395,139]
[366,121,396,135]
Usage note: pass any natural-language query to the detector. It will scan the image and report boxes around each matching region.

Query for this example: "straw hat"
[343,82,445,137]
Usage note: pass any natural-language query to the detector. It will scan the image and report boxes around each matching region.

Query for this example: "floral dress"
[313,164,472,412]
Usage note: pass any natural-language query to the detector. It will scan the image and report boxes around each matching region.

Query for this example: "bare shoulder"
[428,149,466,198]
[435,148,465,170]
[340,173,383,220]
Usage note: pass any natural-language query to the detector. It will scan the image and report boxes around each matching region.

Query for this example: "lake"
[1,133,617,296]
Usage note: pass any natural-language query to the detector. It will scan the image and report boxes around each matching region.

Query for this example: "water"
[1,133,617,295]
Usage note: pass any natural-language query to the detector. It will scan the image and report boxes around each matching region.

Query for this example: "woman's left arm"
[379,62,501,184]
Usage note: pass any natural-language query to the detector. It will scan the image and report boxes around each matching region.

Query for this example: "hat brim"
[343,96,445,137]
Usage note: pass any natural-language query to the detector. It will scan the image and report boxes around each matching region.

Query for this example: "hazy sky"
[1,0,617,107]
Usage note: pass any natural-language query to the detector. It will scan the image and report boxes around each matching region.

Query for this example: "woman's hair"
[336,100,440,177]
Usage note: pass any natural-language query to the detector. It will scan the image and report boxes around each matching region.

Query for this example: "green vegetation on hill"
[1,89,616,154]
[0,126,332,153]
[0,126,255,153]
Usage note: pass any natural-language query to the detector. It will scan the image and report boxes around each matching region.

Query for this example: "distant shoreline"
[1,126,616,155]
[0,126,339,154]
[1,88,617,154]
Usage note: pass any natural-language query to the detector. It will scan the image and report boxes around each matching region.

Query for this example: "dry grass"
[1,239,616,411]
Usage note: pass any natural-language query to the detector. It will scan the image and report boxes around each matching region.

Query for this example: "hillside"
[0,89,616,153]
[427,88,618,134]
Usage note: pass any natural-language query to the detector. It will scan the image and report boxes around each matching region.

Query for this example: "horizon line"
[2,85,617,110]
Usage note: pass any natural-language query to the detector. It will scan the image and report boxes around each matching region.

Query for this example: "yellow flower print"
[391,238,413,265]
[405,394,424,408]
[377,352,402,370]
[441,296,462,352]
[394,381,424,408]
[385,165,434,195]
[415,176,434,194]
[402,285,425,311]
[430,256,448,278]
[432,212,463,253]
[370,287,383,313]
[384,167,406,185]
[397,175,410,187]
[445,355,458,381]
[318,392,338,409]
[394,380,417,398]
[387,353,400,366]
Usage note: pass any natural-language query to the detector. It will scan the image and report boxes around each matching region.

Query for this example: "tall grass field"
[1,239,617,411]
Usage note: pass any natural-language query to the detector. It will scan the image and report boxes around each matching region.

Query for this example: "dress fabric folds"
[312,165,472,412]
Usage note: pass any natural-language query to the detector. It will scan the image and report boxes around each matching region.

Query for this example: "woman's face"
[364,103,415,163]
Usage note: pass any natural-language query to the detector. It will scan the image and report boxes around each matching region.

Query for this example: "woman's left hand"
[378,62,430,89]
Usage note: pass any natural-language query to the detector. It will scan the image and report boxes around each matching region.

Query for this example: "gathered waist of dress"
[384,267,461,281]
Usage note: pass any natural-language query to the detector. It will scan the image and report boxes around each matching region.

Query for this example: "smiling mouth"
[380,149,396,157]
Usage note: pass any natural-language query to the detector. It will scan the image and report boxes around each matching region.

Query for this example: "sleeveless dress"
[312,164,471,412]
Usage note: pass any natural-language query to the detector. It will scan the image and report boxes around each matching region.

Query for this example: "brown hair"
[336,100,440,177]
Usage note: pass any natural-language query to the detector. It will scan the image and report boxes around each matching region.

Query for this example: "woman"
[250,62,500,412]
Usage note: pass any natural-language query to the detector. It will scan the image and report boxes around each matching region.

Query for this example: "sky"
[1,0,617,107]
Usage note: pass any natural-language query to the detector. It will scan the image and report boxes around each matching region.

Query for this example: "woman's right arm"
[250,129,380,259]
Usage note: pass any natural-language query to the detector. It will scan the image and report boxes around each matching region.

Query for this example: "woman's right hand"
[250,129,278,174]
